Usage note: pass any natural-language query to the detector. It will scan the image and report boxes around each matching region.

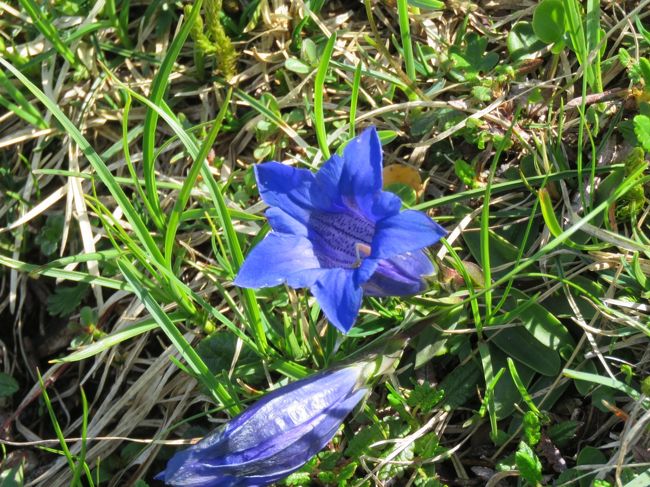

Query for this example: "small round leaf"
[533,0,566,44]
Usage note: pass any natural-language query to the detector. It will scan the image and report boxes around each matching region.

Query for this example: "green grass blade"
[141,0,204,227]
[164,88,232,266]
[585,0,603,93]
[563,369,644,402]
[0,69,47,128]
[234,88,309,151]
[71,388,92,487]
[0,253,129,291]
[121,91,162,230]
[349,62,362,138]
[314,32,337,159]
[199,164,269,355]
[396,0,416,81]
[507,358,541,415]
[54,318,162,363]
[18,0,78,66]
[37,371,77,479]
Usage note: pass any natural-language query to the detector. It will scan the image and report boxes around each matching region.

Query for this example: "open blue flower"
[234,127,447,333]
[157,365,368,486]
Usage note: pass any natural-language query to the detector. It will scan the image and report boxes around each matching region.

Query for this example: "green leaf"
[345,422,386,457]
[285,58,311,74]
[577,446,607,487]
[487,326,561,376]
[407,0,444,9]
[638,57,650,86]
[454,159,478,188]
[34,214,64,256]
[533,0,566,44]
[283,471,312,486]
[633,115,650,151]
[336,461,358,481]
[522,411,541,446]
[197,331,259,379]
[46,283,89,317]
[0,373,19,397]
[377,130,399,145]
[448,33,499,81]
[507,21,546,61]
[0,462,24,486]
[385,182,417,206]
[471,85,492,102]
[494,288,575,351]
[439,360,482,410]
[515,441,542,485]
[547,420,579,448]
[301,38,318,65]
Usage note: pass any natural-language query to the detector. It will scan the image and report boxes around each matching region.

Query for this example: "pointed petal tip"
[372,210,447,260]
[311,269,363,334]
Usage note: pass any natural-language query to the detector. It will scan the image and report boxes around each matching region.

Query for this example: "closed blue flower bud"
[234,126,447,333]
[157,366,368,486]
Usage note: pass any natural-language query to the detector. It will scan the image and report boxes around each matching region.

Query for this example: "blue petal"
[355,258,379,287]
[158,367,366,486]
[340,127,383,199]
[363,250,434,297]
[234,234,323,289]
[313,154,345,210]
[265,207,307,236]
[311,268,364,333]
[356,190,402,222]
[371,210,447,260]
[255,162,317,222]
[224,388,367,484]
[218,367,363,455]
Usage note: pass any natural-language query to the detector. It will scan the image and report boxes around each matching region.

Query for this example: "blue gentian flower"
[157,365,368,486]
[234,127,447,333]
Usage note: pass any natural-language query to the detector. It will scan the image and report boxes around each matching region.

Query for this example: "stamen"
[352,243,372,268]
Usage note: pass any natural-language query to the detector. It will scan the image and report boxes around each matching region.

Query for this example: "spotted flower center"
[308,211,375,268]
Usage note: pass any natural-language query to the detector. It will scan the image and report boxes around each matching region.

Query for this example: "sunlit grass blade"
[164,88,232,266]
[396,0,416,81]
[0,253,129,291]
[141,0,204,228]
[413,165,624,210]
[18,0,78,66]
[349,62,362,138]
[564,369,649,408]
[507,358,541,415]
[0,69,47,128]
[485,170,650,297]
[38,371,94,486]
[54,318,163,363]
[199,163,269,355]
[314,32,337,159]
[70,388,90,486]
